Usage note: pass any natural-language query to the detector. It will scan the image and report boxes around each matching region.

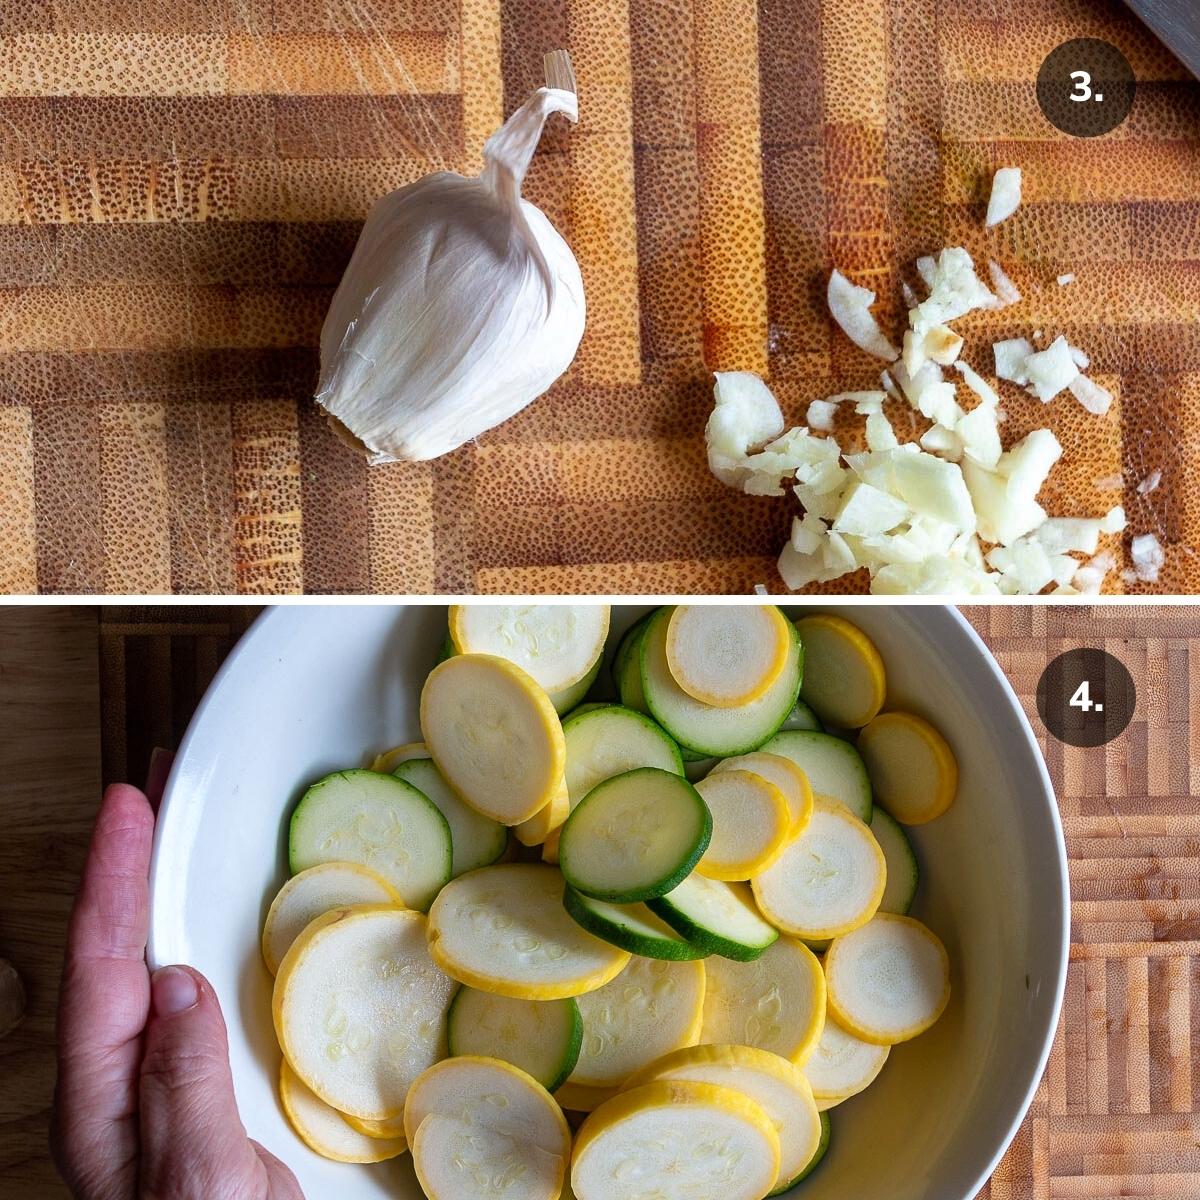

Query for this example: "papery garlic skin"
[316,82,584,464]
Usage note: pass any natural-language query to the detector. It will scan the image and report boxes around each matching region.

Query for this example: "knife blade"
[1125,0,1200,81]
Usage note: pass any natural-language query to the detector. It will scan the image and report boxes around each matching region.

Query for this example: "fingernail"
[151,966,200,1016]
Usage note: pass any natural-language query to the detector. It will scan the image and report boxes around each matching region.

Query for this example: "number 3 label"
[1069,70,1093,102]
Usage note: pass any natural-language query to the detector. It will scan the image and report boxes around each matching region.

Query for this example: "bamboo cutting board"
[1,604,1199,1198]
[0,0,1198,595]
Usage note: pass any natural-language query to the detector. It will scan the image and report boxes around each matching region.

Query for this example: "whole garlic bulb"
[316,51,585,464]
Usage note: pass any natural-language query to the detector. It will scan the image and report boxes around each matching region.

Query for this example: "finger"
[252,1141,306,1200]
[144,748,175,813]
[139,966,266,1199]
[53,784,155,1198]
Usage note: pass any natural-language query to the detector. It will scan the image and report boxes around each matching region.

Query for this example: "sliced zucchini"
[568,955,706,1088]
[710,751,814,836]
[572,1081,781,1200]
[563,888,707,961]
[857,710,958,825]
[758,730,872,822]
[262,862,401,975]
[544,704,684,862]
[412,1114,564,1200]
[448,604,610,694]
[624,1043,821,1196]
[641,607,802,757]
[278,1061,407,1164]
[771,1111,831,1193]
[273,905,456,1121]
[558,768,711,903]
[665,605,793,707]
[394,757,508,877]
[370,740,430,773]
[801,1014,889,1103]
[794,613,885,729]
[612,612,655,712]
[647,875,779,961]
[824,914,950,1045]
[871,806,919,914]
[426,864,630,1000]
[779,699,822,732]
[694,769,792,881]
[403,1055,570,1159]
[288,770,452,912]
[701,937,826,1066]
[751,800,885,941]
[421,653,566,825]
[447,988,582,1092]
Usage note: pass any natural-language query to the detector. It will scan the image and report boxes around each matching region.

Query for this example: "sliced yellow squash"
[694,769,792,881]
[665,605,793,707]
[701,936,826,1065]
[751,798,886,940]
[795,613,886,728]
[710,750,814,836]
[272,905,456,1121]
[567,955,705,1089]
[426,864,630,1000]
[421,654,566,825]
[857,710,958,824]
[279,1061,408,1163]
[824,913,951,1044]
[572,1080,780,1200]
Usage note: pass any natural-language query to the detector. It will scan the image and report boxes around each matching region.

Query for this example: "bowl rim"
[148,601,1069,1200]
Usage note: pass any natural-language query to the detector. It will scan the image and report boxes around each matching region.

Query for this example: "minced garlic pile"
[706,170,1163,596]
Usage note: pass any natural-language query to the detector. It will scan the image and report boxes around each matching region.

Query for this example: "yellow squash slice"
[857,710,958,824]
[279,1061,407,1163]
[694,769,792,881]
[795,614,886,728]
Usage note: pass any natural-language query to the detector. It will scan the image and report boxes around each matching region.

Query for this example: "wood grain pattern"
[1,603,1199,1198]
[0,0,1196,594]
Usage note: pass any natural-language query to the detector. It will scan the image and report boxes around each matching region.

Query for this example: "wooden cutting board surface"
[1,603,1199,1198]
[0,0,1197,595]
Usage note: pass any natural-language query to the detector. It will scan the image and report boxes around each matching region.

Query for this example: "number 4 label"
[1069,679,1103,712]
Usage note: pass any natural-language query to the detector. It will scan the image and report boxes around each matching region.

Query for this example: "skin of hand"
[52,758,304,1200]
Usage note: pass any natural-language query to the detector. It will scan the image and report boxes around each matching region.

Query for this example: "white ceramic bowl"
[149,603,1067,1200]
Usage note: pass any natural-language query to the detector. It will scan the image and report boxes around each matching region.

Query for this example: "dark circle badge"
[1036,38,1135,137]
[1036,649,1135,748]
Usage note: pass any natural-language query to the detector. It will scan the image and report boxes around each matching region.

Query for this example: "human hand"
[52,764,304,1200]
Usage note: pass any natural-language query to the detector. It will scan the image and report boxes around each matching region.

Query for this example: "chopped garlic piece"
[994,337,1034,384]
[1073,551,1116,594]
[961,456,1046,546]
[1033,518,1103,556]
[914,256,936,290]
[987,259,1022,306]
[1000,428,1063,499]
[833,481,912,537]
[1023,336,1079,402]
[1057,273,1075,286]
[793,482,845,522]
[1136,470,1162,495]
[791,511,828,555]
[919,424,964,461]
[1100,506,1126,533]
[865,409,899,451]
[1131,533,1165,582]
[1068,345,1090,369]
[1068,374,1112,416]
[911,247,997,326]
[827,270,899,361]
[850,392,887,414]
[807,399,837,431]
[954,361,1001,408]
[985,167,1022,227]
[986,538,1055,593]
[956,402,1002,469]
[705,371,785,487]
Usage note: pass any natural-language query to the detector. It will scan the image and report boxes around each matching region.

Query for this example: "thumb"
[139,966,265,1199]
